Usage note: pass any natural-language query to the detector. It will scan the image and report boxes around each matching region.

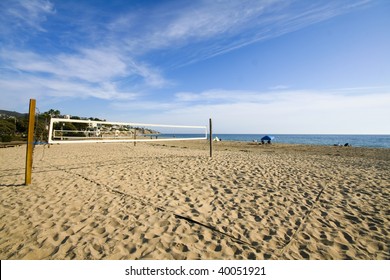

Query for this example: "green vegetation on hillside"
[0,109,94,142]
[0,109,159,142]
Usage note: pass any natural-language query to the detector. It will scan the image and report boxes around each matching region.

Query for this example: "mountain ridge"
[0,110,27,118]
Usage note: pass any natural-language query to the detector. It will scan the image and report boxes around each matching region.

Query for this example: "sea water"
[160,134,390,148]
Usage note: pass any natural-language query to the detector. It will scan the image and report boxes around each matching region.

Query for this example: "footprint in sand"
[301,232,311,240]
[61,236,69,245]
[344,214,361,224]
[96,227,106,235]
[263,235,272,241]
[52,233,59,242]
[342,231,354,244]
[89,221,98,228]
[299,250,310,259]
[337,242,349,251]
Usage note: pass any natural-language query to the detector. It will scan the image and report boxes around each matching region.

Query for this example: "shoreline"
[2,137,390,150]
[1,141,389,259]
[152,140,390,161]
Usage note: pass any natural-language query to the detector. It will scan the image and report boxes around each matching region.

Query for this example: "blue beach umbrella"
[261,135,274,141]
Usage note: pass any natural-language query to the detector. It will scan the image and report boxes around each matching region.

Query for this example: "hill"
[0,110,26,118]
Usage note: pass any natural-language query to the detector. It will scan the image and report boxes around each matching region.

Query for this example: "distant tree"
[16,117,28,134]
[66,116,88,131]
[1,135,13,142]
[89,117,104,121]
[0,119,16,135]
[35,120,48,141]
[0,119,16,141]
[45,109,61,117]
[73,122,89,131]
[53,122,78,131]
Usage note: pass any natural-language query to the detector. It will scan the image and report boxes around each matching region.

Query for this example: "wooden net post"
[25,99,36,185]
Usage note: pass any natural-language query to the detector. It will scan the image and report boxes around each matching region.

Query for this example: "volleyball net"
[48,118,207,144]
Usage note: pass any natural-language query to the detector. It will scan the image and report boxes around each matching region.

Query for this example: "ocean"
[215,134,390,148]
[160,134,390,148]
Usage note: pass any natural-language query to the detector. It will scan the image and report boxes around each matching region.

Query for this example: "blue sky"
[1,0,389,134]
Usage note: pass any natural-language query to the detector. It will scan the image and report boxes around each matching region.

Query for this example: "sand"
[0,141,389,260]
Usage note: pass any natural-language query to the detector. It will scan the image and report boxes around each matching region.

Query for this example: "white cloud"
[123,0,373,66]
[111,101,179,112]
[118,87,390,134]
[0,72,139,111]
[56,49,128,83]
[0,0,55,32]
[161,1,270,41]
[0,46,168,107]
[0,48,165,85]
[269,85,290,90]
[108,0,372,66]
[0,0,382,130]
[175,89,283,103]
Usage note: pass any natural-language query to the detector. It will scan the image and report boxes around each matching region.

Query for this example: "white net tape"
[48,118,207,144]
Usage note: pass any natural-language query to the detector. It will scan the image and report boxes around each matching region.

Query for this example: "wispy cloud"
[175,89,276,103]
[0,46,168,110]
[95,0,374,67]
[112,87,390,133]
[269,85,291,90]
[0,48,166,85]
[0,72,139,109]
[0,0,55,33]
[0,0,377,114]
[151,1,271,44]
[129,0,372,67]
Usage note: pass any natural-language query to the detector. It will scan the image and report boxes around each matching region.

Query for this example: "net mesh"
[48,118,207,144]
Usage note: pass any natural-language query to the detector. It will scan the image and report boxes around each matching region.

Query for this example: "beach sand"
[0,141,389,260]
